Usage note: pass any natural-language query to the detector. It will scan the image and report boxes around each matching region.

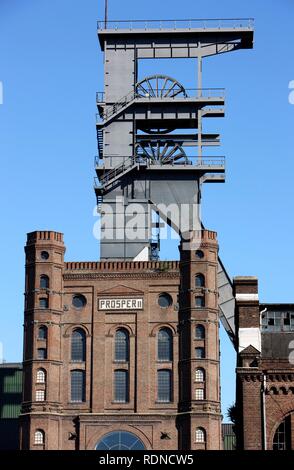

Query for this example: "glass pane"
[96,432,145,450]
[195,325,205,339]
[38,326,47,340]
[195,347,205,359]
[40,276,49,289]
[71,370,85,402]
[195,274,205,287]
[114,370,129,403]
[115,330,129,362]
[157,370,172,402]
[71,329,86,362]
[37,348,47,359]
[158,329,172,361]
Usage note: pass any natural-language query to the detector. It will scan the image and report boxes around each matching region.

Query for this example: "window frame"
[36,369,46,384]
[195,274,205,288]
[195,324,205,340]
[195,347,205,359]
[157,328,173,362]
[71,328,86,363]
[39,297,49,309]
[195,388,204,400]
[195,368,205,382]
[35,390,45,402]
[37,348,47,360]
[113,369,129,403]
[114,329,129,363]
[195,296,205,308]
[70,369,86,403]
[195,427,206,443]
[40,275,49,289]
[34,430,45,445]
[38,326,48,340]
[157,369,172,403]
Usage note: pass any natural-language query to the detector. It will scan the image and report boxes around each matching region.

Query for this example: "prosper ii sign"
[99,298,143,310]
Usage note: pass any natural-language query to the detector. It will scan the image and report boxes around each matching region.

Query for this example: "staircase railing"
[94,156,225,191]
[96,88,225,123]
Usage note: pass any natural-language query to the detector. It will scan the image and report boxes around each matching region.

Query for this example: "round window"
[158,293,173,308]
[40,251,49,260]
[72,294,87,309]
[195,250,204,259]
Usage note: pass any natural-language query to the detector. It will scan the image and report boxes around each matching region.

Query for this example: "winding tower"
[95,18,254,262]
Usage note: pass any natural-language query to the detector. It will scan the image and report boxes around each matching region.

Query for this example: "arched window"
[34,430,45,445]
[38,326,47,340]
[195,296,205,308]
[39,298,48,309]
[114,370,129,403]
[70,370,86,402]
[96,431,145,450]
[40,275,49,289]
[36,369,46,384]
[115,329,129,362]
[157,369,172,403]
[158,328,173,361]
[195,427,206,443]
[195,274,205,287]
[71,329,86,362]
[273,416,291,450]
[195,324,205,340]
[195,368,205,382]
[195,347,205,359]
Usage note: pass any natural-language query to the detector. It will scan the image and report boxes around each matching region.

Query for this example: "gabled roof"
[240,344,261,355]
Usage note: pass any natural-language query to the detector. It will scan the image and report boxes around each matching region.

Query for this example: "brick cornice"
[64,272,180,281]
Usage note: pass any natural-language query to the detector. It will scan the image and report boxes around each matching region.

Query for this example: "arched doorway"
[273,415,291,450]
[95,431,146,450]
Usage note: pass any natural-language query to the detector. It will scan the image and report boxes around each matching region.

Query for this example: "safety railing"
[96,88,225,123]
[94,156,225,189]
[97,18,254,31]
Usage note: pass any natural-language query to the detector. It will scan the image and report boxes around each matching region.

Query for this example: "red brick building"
[234,277,294,450]
[20,229,222,450]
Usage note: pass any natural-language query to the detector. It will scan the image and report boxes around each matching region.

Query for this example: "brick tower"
[20,231,65,449]
[178,230,221,450]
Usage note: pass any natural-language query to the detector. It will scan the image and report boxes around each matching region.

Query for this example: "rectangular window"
[114,370,129,403]
[35,390,45,402]
[37,348,47,360]
[39,298,48,309]
[195,296,205,308]
[195,389,204,400]
[71,370,86,402]
[195,347,205,359]
[157,369,172,403]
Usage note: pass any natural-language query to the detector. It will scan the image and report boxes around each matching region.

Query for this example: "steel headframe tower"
[95,18,254,262]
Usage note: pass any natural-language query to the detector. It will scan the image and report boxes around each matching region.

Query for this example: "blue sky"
[0,0,293,418]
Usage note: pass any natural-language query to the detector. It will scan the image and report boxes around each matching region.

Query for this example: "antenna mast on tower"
[104,0,108,29]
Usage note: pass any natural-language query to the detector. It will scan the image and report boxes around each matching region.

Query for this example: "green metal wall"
[0,364,22,450]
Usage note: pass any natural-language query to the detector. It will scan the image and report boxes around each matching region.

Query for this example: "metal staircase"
[95,157,140,193]
[96,85,225,126]
[97,128,104,157]
[97,89,138,124]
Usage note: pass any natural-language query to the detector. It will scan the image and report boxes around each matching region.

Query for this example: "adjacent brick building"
[234,277,294,450]
[20,229,222,450]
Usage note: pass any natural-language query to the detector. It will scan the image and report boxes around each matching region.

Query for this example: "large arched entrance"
[95,431,146,450]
